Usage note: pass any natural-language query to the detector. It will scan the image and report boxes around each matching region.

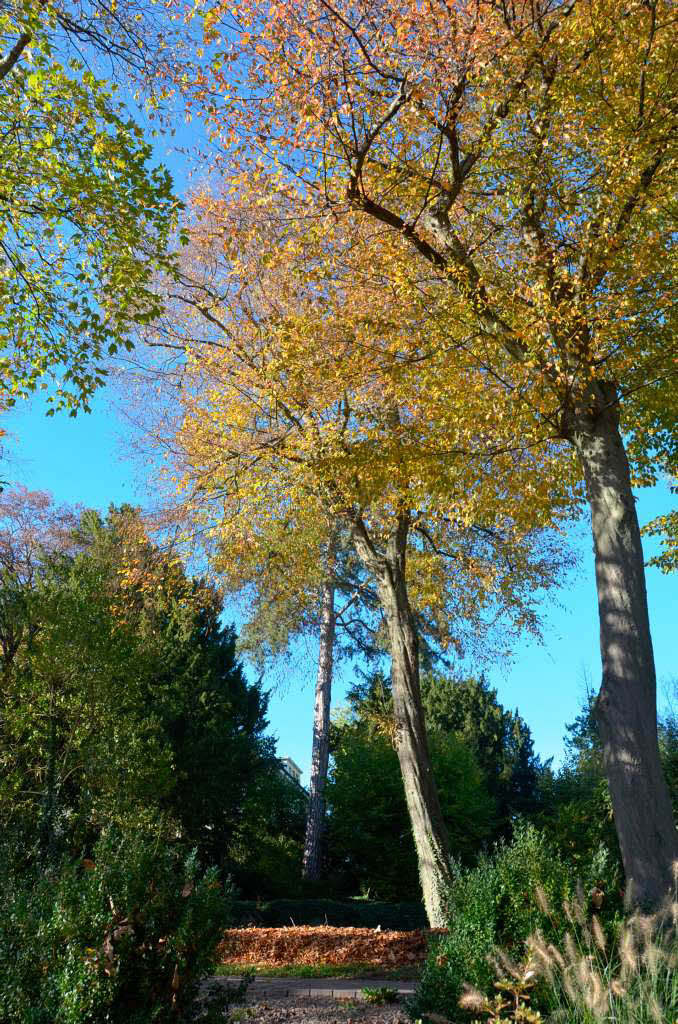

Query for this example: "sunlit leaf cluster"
[0,1,181,412]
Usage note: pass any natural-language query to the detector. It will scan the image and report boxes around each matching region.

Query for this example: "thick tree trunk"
[351,514,452,926]
[567,381,678,907]
[302,543,336,881]
[384,570,453,926]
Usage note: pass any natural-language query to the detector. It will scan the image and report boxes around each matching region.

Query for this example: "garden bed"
[218,925,443,967]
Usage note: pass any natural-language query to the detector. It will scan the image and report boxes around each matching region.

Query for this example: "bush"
[231,897,428,930]
[0,828,234,1024]
[456,896,677,1023]
[410,824,622,1022]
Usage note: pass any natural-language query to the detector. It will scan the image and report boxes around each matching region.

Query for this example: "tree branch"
[0,32,31,83]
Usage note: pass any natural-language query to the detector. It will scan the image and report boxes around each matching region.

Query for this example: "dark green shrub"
[231,898,428,930]
[0,500,303,900]
[0,828,234,1024]
[409,823,622,1022]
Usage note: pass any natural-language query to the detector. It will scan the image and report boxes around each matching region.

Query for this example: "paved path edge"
[213,976,417,1001]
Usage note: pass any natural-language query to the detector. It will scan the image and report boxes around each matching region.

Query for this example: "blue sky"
[4,390,676,783]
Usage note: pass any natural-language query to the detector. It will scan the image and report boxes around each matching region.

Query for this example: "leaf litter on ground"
[218,926,444,968]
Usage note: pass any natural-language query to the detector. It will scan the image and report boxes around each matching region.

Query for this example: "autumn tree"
[643,480,678,573]
[124,325,383,883]
[140,198,572,923]
[0,0,182,411]
[186,0,678,905]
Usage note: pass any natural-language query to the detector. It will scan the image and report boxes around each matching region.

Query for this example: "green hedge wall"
[232,899,427,931]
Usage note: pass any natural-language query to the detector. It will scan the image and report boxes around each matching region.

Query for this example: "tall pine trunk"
[567,381,678,907]
[351,513,452,926]
[302,552,336,881]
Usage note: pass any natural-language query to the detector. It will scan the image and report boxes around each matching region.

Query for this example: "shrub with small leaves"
[0,827,236,1024]
[409,824,621,1023]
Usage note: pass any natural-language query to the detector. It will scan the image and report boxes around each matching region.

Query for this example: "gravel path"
[213,976,415,1023]
[233,995,410,1023]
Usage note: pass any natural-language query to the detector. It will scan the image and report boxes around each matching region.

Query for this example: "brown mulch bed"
[218,926,443,967]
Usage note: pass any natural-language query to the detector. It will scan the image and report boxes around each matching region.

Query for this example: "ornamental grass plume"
[529,895,677,1023]
[458,878,678,1023]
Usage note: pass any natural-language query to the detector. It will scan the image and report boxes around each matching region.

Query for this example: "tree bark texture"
[351,513,452,926]
[302,542,337,881]
[567,381,678,907]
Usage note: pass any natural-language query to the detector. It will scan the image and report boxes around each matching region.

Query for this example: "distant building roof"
[280,756,302,784]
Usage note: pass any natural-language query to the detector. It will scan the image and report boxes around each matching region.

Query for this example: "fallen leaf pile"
[218,926,444,966]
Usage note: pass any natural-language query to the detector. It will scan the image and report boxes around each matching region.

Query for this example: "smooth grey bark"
[302,549,336,881]
[566,381,678,907]
[351,512,452,926]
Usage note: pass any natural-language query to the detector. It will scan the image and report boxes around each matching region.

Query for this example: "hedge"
[231,899,427,931]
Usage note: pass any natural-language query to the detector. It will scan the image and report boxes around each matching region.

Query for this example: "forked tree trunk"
[567,381,678,907]
[351,513,452,926]
[302,542,337,881]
